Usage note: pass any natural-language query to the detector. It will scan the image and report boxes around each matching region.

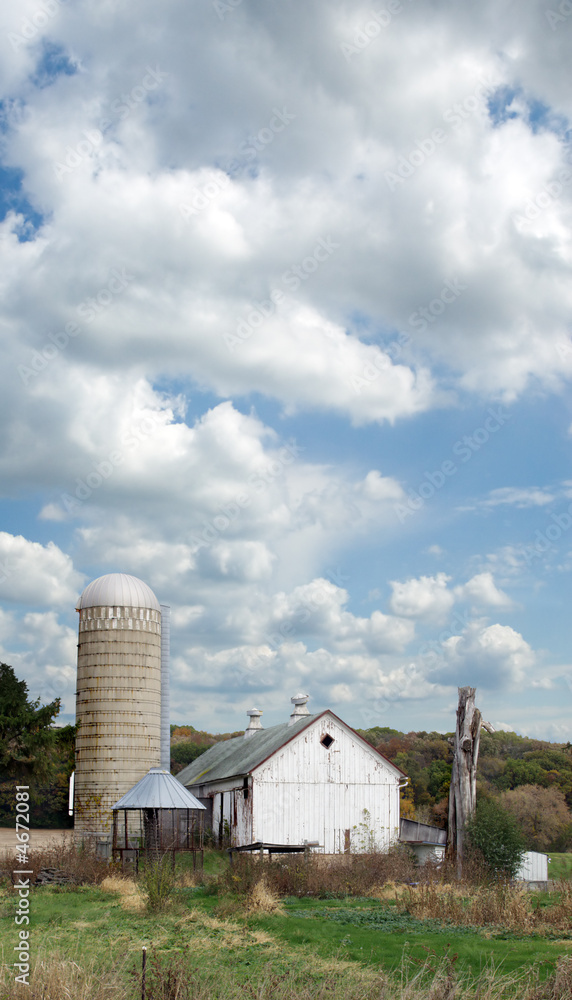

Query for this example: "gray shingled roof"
[112,768,206,810]
[176,715,315,786]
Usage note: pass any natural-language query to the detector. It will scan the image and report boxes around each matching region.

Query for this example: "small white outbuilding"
[516,850,549,888]
[176,695,407,853]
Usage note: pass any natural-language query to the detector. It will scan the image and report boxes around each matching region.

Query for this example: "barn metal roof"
[176,716,314,786]
[112,768,206,811]
[76,573,161,611]
[176,711,407,787]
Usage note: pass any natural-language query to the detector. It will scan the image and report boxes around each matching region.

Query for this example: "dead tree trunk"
[447,686,481,877]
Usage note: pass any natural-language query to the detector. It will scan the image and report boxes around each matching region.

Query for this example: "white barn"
[176,696,406,854]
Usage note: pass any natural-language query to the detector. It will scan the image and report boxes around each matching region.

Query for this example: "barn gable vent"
[320,733,334,748]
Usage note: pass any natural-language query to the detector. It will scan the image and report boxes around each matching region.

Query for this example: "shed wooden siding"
[251,716,400,852]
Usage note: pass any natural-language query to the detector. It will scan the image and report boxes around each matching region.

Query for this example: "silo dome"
[77,573,160,612]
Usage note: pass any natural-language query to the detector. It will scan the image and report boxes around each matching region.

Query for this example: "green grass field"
[255,895,570,977]
[1,879,571,999]
[1,845,572,999]
[548,853,572,880]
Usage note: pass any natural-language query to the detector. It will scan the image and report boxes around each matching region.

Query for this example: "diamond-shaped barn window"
[320,734,334,749]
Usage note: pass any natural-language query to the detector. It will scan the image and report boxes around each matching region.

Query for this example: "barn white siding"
[251,714,401,852]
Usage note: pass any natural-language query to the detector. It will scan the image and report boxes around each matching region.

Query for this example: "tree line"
[356,724,572,853]
[1,661,571,852]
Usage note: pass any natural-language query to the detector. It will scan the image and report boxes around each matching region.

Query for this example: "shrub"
[219,845,418,899]
[465,798,525,880]
[140,854,175,911]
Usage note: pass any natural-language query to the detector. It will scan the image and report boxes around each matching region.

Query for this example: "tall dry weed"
[247,878,284,914]
[0,957,128,1000]
[220,845,418,898]
[398,880,572,937]
[1,950,572,1000]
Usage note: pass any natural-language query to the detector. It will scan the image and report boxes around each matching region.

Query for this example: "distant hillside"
[171,723,572,852]
[170,724,242,773]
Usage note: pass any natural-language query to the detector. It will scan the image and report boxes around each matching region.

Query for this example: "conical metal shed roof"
[112,768,206,811]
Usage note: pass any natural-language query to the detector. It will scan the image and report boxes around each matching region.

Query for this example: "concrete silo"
[75,573,162,838]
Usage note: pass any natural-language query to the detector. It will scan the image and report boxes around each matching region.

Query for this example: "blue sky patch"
[31,42,77,90]
[0,164,43,238]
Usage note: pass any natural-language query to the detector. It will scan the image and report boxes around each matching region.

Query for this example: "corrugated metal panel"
[516,851,548,882]
[400,818,447,845]
[112,768,206,810]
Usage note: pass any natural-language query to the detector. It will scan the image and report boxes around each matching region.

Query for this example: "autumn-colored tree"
[399,780,416,819]
[169,726,242,775]
[500,783,572,852]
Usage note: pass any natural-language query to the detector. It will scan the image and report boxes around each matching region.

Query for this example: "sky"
[0,0,571,741]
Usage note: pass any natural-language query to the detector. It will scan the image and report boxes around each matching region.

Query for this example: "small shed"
[516,850,549,889]
[112,767,206,869]
[399,818,447,865]
[177,696,407,854]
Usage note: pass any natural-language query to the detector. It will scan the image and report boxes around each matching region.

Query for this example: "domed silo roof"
[76,573,161,611]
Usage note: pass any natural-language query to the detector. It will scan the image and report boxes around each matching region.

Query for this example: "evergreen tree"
[0,663,61,781]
